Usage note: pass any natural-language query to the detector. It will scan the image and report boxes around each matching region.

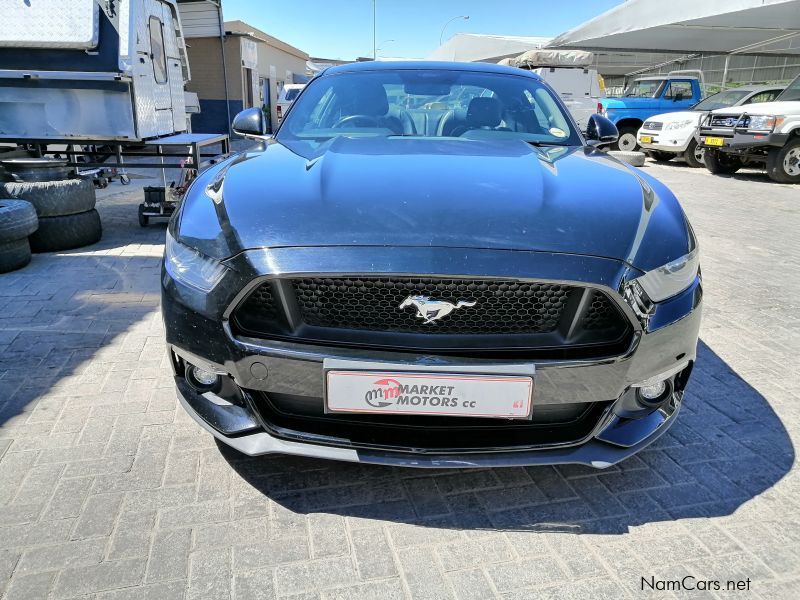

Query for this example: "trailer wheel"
[0,199,38,243]
[608,151,646,167]
[138,205,149,227]
[614,126,640,152]
[766,138,800,184]
[703,149,742,175]
[29,209,102,253]
[0,239,32,273]
[0,178,96,217]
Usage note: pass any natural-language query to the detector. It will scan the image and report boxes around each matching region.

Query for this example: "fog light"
[634,376,673,407]
[638,379,666,401]
[186,364,221,391]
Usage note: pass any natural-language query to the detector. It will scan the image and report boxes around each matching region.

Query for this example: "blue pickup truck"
[599,75,704,151]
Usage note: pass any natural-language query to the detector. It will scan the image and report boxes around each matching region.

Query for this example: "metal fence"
[604,53,800,92]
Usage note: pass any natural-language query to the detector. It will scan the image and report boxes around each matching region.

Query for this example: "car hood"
[602,97,658,109]
[710,100,800,116]
[177,137,692,272]
[643,111,702,125]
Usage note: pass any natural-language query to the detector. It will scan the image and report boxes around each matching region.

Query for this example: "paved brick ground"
[0,160,798,599]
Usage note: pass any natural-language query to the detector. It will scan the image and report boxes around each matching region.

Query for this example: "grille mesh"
[642,121,663,131]
[239,282,279,324]
[292,277,571,334]
[582,291,621,330]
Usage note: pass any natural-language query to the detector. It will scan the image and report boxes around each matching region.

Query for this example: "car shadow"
[220,340,794,535]
[646,158,776,183]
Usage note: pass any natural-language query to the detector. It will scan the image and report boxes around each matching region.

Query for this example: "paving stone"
[109,510,157,560]
[72,493,124,539]
[351,527,397,579]
[308,513,349,558]
[233,536,310,570]
[96,580,187,600]
[3,571,55,600]
[53,558,146,598]
[436,536,515,571]
[486,556,567,593]
[42,476,94,520]
[233,570,276,600]
[446,568,497,600]
[145,528,192,582]
[321,579,406,600]
[274,556,358,596]
[397,547,455,600]
[16,538,106,575]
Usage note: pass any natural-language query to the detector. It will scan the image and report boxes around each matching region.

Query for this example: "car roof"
[320,60,542,80]
[723,84,784,94]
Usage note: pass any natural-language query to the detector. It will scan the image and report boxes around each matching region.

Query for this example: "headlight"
[747,115,781,131]
[664,119,695,131]
[635,249,700,302]
[165,230,227,292]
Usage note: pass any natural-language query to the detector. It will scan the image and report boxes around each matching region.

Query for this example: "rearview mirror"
[585,114,618,147]
[232,107,267,138]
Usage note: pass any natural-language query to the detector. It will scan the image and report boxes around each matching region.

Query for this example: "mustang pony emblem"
[399,295,477,324]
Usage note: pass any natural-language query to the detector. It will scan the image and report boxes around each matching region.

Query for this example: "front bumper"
[163,246,702,468]
[177,381,682,468]
[637,130,692,153]
[697,128,789,151]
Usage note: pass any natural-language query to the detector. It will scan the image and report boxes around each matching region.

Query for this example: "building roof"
[224,20,308,60]
[549,0,800,55]
[427,33,551,62]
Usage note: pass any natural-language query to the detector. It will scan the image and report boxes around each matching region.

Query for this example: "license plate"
[326,371,533,419]
[704,136,725,146]
[639,135,653,144]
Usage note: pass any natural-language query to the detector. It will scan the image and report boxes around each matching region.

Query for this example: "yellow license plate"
[639,135,653,144]
[704,137,725,147]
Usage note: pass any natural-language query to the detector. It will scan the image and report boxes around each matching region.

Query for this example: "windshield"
[622,79,665,98]
[776,75,800,102]
[693,89,751,111]
[277,69,581,148]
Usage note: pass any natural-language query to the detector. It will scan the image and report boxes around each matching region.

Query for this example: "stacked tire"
[0,177,101,252]
[0,199,38,273]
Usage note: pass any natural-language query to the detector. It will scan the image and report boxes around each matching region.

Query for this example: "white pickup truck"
[637,85,783,167]
[696,75,800,183]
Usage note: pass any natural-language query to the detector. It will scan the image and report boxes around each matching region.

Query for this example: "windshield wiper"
[526,141,570,147]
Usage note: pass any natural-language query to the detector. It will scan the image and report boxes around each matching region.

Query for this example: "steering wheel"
[333,115,380,128]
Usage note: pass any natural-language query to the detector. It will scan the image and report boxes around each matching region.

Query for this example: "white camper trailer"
[511,50,605,132]
[0,0,191,142]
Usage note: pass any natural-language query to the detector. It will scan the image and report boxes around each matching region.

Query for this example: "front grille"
[709,114,748,129]
[293,277,570,334]
[232,276,632,357]
[643,120,663,131]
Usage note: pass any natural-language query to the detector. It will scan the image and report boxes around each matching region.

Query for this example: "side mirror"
[585,114,619,147]
[674,92,685,102]
[232,107,267,138]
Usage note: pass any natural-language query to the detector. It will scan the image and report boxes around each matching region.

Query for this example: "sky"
[221,0,626,61]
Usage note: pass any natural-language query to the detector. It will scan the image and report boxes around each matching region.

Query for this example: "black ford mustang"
[162,62,701,468]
